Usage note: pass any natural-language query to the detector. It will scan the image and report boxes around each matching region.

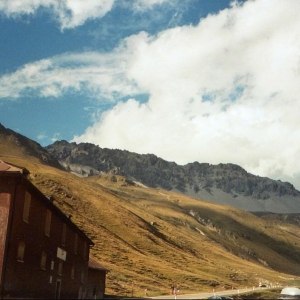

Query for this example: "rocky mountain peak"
[45,140,300,213]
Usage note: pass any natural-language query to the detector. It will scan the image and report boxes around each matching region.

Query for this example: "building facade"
[87,257,108,299]
[0,160,106,299]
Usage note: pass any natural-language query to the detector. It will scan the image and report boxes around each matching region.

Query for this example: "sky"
[1,0,300,190]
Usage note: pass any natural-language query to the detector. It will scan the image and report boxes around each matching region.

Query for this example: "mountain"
[2,122,299,214]
[1,124,300,297]
[45,140,300,213]
[0,123,64,170]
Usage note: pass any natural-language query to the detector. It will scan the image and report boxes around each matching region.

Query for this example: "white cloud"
[132,0,173,11]
[0,0,53,15]
[37,132,47,141]
[0,51,139,100]
[51,132,62,143]
[0,0,114,29]
[1,0,300,189]
[55,0,115,29]
[74,0,300,189]
[0,0,173,29]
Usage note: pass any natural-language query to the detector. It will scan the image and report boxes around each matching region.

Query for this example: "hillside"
[1,154,300,297]
[1,124,300,297]
[0,123,64,170]
[46,140,300,213]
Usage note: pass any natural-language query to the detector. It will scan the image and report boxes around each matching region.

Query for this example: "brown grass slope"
[0,123,64,170]
[1,155,300,298]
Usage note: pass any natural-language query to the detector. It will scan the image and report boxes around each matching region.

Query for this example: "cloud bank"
[1,0,300,188]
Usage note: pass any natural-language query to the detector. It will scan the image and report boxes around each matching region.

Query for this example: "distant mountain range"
[44,141,300,214]
[1,123,300,213]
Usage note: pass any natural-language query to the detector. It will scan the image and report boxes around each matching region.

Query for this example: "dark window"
[55,279,61,299]
[74,233,78,253]
[41,251,47,270]
[83,241,88,260]
[71,266,75,279]
[23,192,31,223]
[81,269,84,283]
[62,223,66,246]
[45,210,51,236]
[17,241,25,262]
[58,261,63,276]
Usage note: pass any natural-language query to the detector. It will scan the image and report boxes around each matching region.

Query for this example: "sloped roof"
[0,160,27,173]
[88,257,109,272]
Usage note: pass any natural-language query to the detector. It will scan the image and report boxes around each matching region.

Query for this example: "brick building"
[0,160,107,299]
[87,257,108,299]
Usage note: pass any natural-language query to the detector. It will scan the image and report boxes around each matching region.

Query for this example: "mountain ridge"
[46,140,300,213]
[1,122,300,213]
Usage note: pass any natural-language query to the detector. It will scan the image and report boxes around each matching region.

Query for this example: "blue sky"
[1,0,300,190]
[0,0,231,142]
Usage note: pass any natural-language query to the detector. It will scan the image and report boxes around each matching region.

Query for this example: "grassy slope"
[1,155,300,298]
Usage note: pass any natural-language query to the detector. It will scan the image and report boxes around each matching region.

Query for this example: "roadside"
[150,287,280,299]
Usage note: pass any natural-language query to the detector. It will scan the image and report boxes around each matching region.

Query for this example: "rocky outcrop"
[45,141,300,213]
[183,162,298,198]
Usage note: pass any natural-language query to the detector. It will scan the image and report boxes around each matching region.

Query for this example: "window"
[55,279,61,299]
[51,260,54,270]
[71,266,75,279]
[41,251,47,270]
[83,241,88,260]
[23,192,31,222]
[45,210,51,236]
[17,241,25,262]
[58,261,63,276]
[62,224,66,246]
[81,270,84,283]
[74,233,78,253]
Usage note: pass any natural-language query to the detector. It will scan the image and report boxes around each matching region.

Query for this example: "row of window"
[17,241,85,282]
[22,191,88,258]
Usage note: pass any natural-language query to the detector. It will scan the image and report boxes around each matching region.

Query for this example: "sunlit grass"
[1,155,300,297]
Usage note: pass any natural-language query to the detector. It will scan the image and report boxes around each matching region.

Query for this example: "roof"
[88,257,109,272]
[0,160,28,173]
